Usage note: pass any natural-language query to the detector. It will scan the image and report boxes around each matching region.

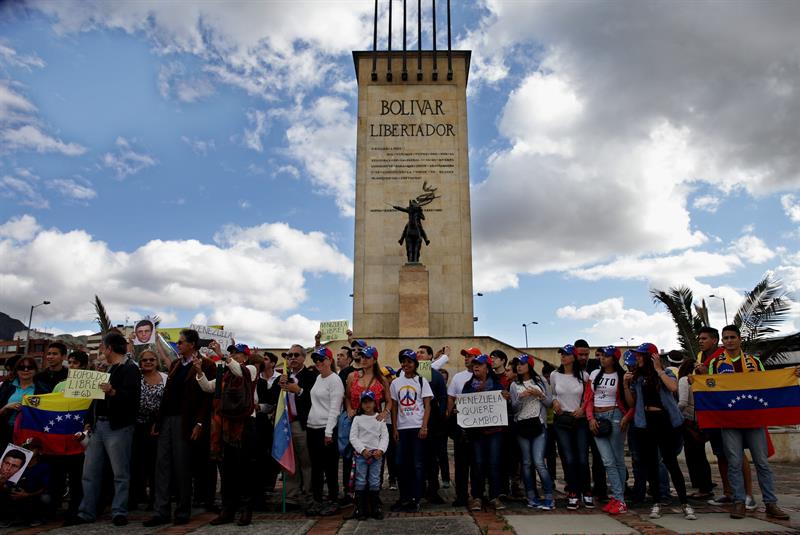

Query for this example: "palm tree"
[93,295,112,334]
[651,275,795,365]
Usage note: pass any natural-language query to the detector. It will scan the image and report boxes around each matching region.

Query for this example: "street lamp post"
[25,300,51,355]
[619,336,634,347]
[709,294,728,325]
[522,321,538,347]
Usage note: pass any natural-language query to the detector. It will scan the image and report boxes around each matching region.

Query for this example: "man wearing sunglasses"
[144,329,216,527]
[280,344,319,510]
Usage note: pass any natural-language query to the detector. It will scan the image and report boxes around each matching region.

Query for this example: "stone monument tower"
[352,1,474,338]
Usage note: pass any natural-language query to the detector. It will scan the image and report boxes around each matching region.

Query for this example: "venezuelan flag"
[271,387,295,475]
[13,393,91,455]
[693,368,800,429]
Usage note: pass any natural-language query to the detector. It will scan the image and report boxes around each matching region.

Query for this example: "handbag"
[515,417,544,439]
[595,418,612,437]
[554,412,577,430]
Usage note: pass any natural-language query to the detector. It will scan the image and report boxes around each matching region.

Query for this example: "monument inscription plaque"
[353,51,474,338]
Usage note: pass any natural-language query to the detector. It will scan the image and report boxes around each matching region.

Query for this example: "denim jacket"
[631,369,683,429]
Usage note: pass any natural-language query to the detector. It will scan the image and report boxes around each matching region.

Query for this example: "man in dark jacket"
[68,332,141,526]
[280,344,318,509]
[35,342,69,393]
[144,329,216,527]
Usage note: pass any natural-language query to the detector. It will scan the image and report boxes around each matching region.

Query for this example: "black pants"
[448,419,471,502]
[45,453,84,516]
[306,427,339,502]
[636,412,688,504]
[255,413,279,500]
[191,426,217,509]
[424,428,445,495]
[221,419,258,513]
[683,422,713,493]
[381,424,398,485]
[129,422,157,509]
[544,423,558,482]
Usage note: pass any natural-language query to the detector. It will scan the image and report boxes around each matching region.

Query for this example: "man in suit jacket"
[144,329,216,526]
[280,343,319,509]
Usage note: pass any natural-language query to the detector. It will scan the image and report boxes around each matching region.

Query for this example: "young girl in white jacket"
[349,391,389,520]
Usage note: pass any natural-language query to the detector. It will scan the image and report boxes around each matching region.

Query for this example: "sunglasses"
[286,352,303,358]
[140,359,156,363]
[18,365,36,371]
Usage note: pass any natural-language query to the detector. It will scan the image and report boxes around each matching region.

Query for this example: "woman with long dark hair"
[585,346,632,515]
[677,358,714,499]
[510,355,554,510]
[623,343,696,521]
[550,344,591,510]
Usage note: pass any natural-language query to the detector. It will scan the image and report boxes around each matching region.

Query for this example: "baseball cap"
[311,346,334,362]
[360,390,377,402]
[632,342,659,356]
[471,354,493,366]
[598,345,622,360]
[517,354,534,366]
[623,350,637,368]
[230,343,251,356]
[351,339,368,349]
[361,346,379,360]
[666,351,685,366]
[460,347,482,357]
[399,348,418,362]
[558,344,576,355]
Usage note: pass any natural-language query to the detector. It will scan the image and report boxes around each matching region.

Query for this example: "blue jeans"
[470,431,503,500]
[517,429,553,500]
[554,418,591,495]
[593,409,627,502]
[721,428,777,504]
[354,454,382,491]
[395,428,425,502]
[78,421,134,520]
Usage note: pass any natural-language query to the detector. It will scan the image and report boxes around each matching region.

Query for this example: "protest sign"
[189,324,234,350]
[62,369,110,400]
[133,318,156,345]
[418,360,432,381]
[0,444,32,485]
[158,325,224,343]
[320,320,348,342]
[455,391,508,428]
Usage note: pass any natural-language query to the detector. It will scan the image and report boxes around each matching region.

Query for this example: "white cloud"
[283,96,356,215]
[0,214,40,241]
[0,42,45,70]
[158,61,215,103]
[1,125,86,155]
[693,195,720,213]
[730,235,775,264]
[181,136,215,155]
[46,178,97,200]
[556,297,678,350]
[102,137,156,178]
[0,171,48,208]
[0,83,37,118]
[242,109,267,152]
[781,194,800,223]
[0,215,353,346]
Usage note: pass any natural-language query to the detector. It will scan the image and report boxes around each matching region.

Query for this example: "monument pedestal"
[398,263,430,337]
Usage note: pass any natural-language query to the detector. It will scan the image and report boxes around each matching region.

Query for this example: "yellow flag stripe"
[693,367,798,392]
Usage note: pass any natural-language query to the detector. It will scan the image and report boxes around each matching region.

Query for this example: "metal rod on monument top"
[387,0,393,81]
[417,0,423,80]
[371,0,378,81]
[402,0,408,80]
[431,0,438,80]
[446,0,453,80]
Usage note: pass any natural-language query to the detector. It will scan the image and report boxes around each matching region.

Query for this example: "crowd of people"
[0,324,798,528]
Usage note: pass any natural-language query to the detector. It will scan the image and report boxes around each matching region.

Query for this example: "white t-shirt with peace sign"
[390,374,433,430]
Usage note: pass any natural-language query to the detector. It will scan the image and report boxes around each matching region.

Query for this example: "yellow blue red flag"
[693,368,800,429]
[271,361,295,475]
[14,393,91,455]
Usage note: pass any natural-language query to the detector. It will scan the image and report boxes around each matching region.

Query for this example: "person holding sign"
[389,349,432,513]
[461,354,509,512]
[510,354,554,510]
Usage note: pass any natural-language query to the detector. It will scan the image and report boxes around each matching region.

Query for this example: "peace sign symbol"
[398,385,417,407]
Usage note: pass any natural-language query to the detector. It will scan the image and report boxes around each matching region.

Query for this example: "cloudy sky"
[2,0,800,350]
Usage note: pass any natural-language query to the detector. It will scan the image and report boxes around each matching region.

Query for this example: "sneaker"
[567,493,579,510]
[468,498,482,511]
[682,504,697,520]
[442,480,451,489]
[491,498,506,510]
[537,498,555,511]
[609,501,628,515]
[649,504,662,519]
[765,503,790,520]
[602,498,616,513]
[526,498,541,509]
[582,495,595,509]
[389,480,398,491]
[745,495,758,511]
[709,495,733,506]
[404,500,421,513]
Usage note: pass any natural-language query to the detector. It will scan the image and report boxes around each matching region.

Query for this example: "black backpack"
[220,367,255,419]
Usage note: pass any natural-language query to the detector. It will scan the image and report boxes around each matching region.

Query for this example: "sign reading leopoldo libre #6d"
[63,369,110,400]
[455,391,508,429]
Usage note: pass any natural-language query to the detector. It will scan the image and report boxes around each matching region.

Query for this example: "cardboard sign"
[189,324,234,350]
[455,391,508,428]
[133,318,156,345]
[0,444,32,485]
[320,320,348,342]
[418,360,432,381]
[62,369,110,400]
[158,325,225,343]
